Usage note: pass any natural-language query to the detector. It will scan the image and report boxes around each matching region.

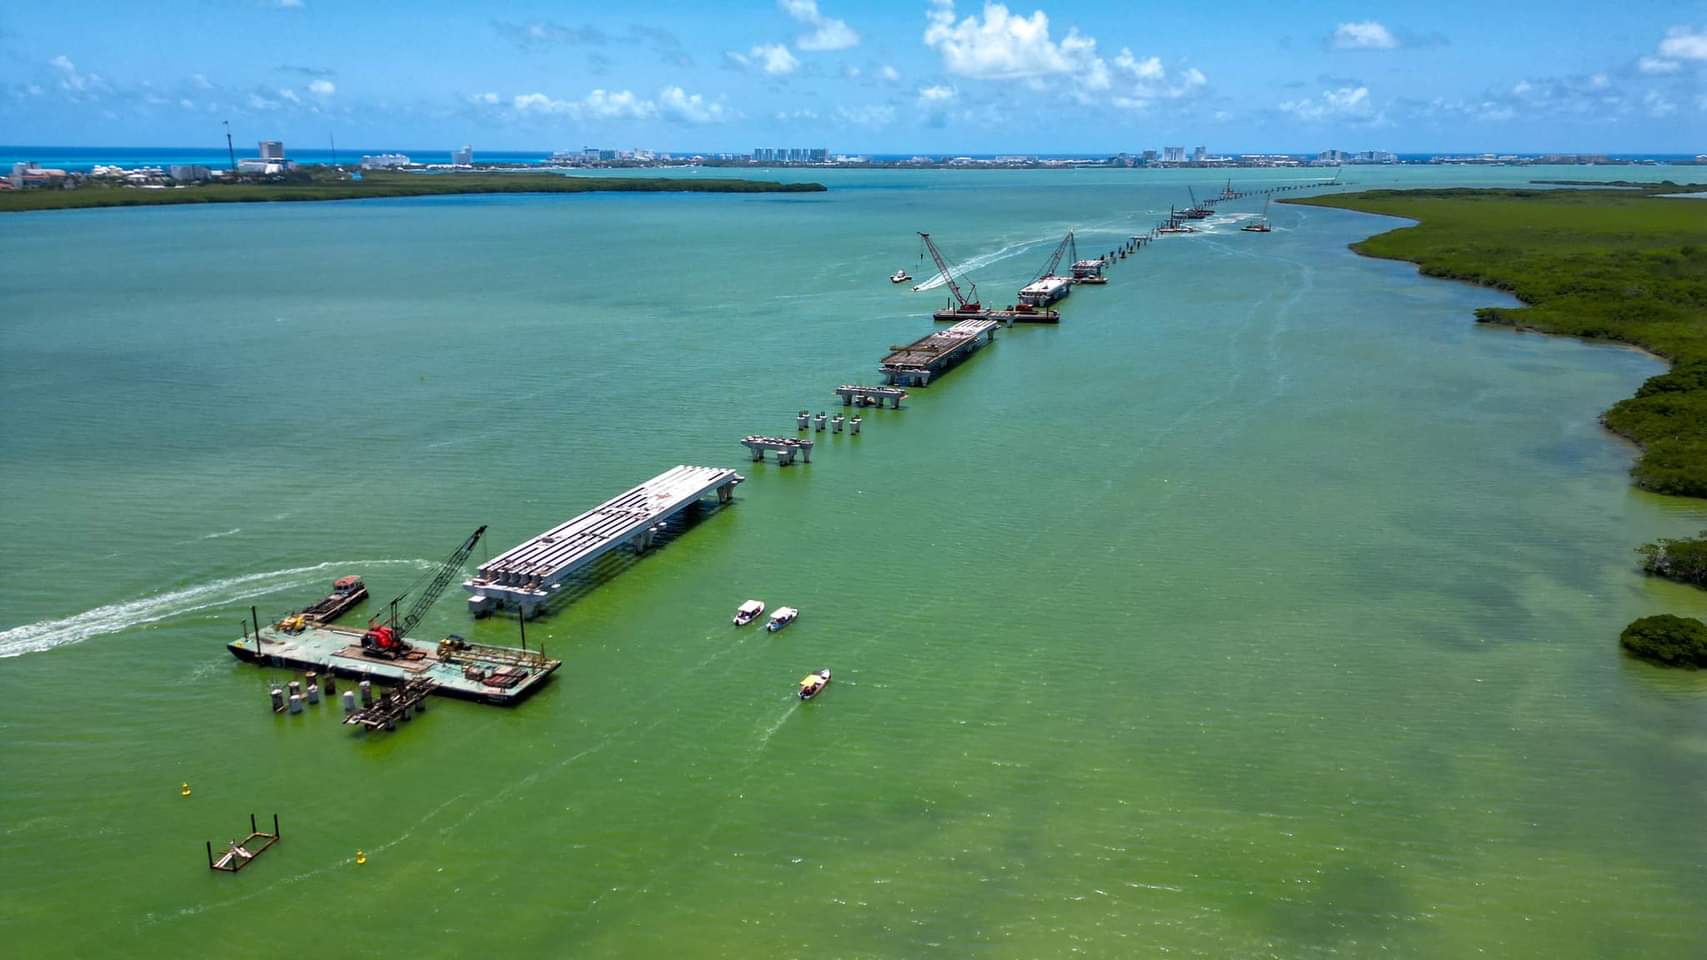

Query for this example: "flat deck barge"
[935,307,1059,324]
[879,318,999,387]
[465,465,743,618]
[228,624,558,705]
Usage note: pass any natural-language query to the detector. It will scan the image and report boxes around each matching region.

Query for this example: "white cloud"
[658,85,731,123]
[1637,56,1679,75]
[1644,89,1676,117]
[48,55,106,95]
[308,79,335,96]
[278,87,300,103]
[179,98,195,109]
[835,103,895,127]
[503,86,729,124]
[781,0,860,52]
[923,0,1101,81]
[469,91,499,105]
[512,88,657,119]
[1658,25,1707,60]
[918,83,957,102]
[247,92,280,110]
[880,64,900,82]
[1331,21,1398,50]
[1279,85,1381,123]
[728,43,800,75]
[190,73,213,90]
[274,0,303,8]
[1107,49,1206,108]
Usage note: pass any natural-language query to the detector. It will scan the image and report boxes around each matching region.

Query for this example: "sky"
[1,1,1704,154]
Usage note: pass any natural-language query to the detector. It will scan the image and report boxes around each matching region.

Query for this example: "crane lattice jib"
[397,525,487,637]
[1038,231,1073,279]
[918,232,980,311]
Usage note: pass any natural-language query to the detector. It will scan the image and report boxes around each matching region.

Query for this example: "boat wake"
[910,234,1055,291]
[0,559,430,659]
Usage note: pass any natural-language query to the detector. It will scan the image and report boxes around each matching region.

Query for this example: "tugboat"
[798,669,831,700]
[767,606,799,632]
[891,269,912,284]
[733,599,765,626]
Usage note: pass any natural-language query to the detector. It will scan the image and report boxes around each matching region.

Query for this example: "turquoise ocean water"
[1,165,1704,957]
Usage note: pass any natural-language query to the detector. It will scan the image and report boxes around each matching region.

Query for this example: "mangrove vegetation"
[1287,185,1707,663]
[1288,185,1707,498]
[1620,614,1707,667]
[1638,529,1707,589]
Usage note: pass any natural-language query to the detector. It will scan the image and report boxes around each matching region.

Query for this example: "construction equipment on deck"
[918,232,984,317]
[361,526,487,659]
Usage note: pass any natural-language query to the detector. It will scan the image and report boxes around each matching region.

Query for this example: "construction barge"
[880,318,999,387]
[229,623,558,705]
[932,306,1060,324]
[465,465,743,618]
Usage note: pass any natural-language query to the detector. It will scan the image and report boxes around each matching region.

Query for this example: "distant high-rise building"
[451,145,473,165]
[1192,146,1206,162]
[1162,146,1186,163]
[1141,149,1158,163]
[808,147,827,162]
[258,141,284,160]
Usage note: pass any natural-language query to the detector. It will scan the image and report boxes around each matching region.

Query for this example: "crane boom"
[1037,231,1074,279]
[917,232,980,311]
[363,525,487,657]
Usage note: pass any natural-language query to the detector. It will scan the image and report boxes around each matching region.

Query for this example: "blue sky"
[2,1,1704,153]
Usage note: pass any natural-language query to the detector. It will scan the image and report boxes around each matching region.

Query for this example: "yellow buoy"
[180,783,192,798]
[355,849,367,865]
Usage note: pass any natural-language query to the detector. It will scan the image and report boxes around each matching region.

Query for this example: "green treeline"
[0,168,826,213]
[1638,530,1707,588]
[1288,186,1707,498]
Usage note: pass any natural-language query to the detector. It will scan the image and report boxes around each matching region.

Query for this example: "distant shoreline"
[0,170,826,213]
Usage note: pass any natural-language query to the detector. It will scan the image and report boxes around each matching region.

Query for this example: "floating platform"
[880,318,999,387]
[937,308,1059,324]
[834,384,908,408]
[228,624,559,704]
[1070,258,1106,280]
[464,465,743,618]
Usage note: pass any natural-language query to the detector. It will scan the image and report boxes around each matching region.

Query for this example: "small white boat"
[891,269,912,284]
[767,606,799,632]
[733,600,765,626]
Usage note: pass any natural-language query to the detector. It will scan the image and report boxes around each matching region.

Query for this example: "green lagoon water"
[2,166,1705,958]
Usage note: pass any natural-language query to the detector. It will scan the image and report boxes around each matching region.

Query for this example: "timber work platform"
[464,465,742,618]
[207,815,280,873]
[229,624,558,704]
[345,677,437,731]
[880,318,999,387]
[835,385,907,408]
[742,435,813,465]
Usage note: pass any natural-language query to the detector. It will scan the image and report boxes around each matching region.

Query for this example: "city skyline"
[1,1,1704,153]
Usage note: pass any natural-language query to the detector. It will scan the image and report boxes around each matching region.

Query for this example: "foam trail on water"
[0,559,429,659]
[910,234,1056,291]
